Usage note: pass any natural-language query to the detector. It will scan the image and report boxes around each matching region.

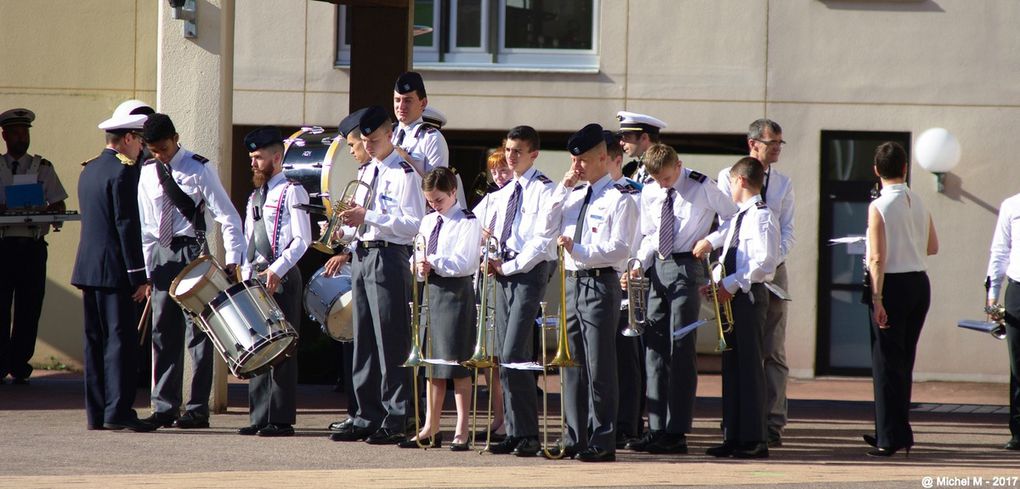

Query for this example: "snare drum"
[283,127,357,215]
[169,255,234,317]
[304,265,354,342]
[201,279,299,379]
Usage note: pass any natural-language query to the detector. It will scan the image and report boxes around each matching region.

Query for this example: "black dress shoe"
[545,443,579,459]
[398,432,442,448]
[173,412,210,429]
[488,436,521,455]
[866,445,910,458]
[646,433,688,454]
[142,412,177,428]
[258,424,295,437]
[767,434,783,448]
[104,417,158,433]
[328,418,355,432]
[449,442,469,452]
[329,424,375,442]
[616,432,638,450]
[863,434,878,448]
[365,428,406,445]
[706,443,737,458]
[512,437,541,457]
[238,424,265,436]
[1005,439,1020,451]
[625,430,662,452]
[576,446,616,462]
[733,442,769,459]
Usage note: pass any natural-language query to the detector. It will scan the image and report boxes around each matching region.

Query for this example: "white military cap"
[422,106,447,129]
[98,113,149,133]
[0,108,36,128]
[616,110,666,135]
[112,99,154,118]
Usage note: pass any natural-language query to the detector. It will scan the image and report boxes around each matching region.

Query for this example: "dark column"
[348,0,413,111]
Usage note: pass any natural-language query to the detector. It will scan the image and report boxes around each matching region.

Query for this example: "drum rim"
[169,255,219,302]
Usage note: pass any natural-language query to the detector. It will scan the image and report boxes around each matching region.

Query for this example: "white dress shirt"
[546,174,638,273]
[392,117,450,173]
[242,172,311,279]
[868,183,930,274]
[0,153,68,238]
[614,177,644,256]
[718,165,795,260]
[987,193,1020,301]
[420,203,482,278]
[358,149,425,245]
[638,167,737,270]
[137,147,245,275]
[491,166,557,275]
[705,195,780,294]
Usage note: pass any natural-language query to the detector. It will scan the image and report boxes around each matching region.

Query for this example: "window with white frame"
[336,0,598,70]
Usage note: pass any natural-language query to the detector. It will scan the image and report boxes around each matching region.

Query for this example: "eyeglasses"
[754,138,786,147]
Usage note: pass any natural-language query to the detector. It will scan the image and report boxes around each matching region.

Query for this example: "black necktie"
[10,160,18,174]
[500,182,522,247]
[573,186,593,243]
[762,170,771,204]
[396,129,406,146]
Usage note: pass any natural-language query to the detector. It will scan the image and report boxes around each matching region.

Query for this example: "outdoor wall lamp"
[915,127,961,193]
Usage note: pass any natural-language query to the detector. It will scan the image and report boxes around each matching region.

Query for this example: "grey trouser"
[350,245,413,432]
[645,255,702,434]
[249,267,301,426]
[562,272,620,452]
[494,260,551,439]
[764,262,789,435]
[150,239,213,417]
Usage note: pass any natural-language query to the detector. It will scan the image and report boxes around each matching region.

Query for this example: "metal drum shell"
[168,255,233,317]
[303,266,354,342]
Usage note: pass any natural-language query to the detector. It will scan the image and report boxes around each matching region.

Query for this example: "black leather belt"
[170,236,198,246]
[567,267,615,278]
[360,240,396,249]
[657,251,695,260]
[500,249,519,261]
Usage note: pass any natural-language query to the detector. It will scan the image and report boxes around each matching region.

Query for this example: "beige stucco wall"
[4,0,1016,382]
[0,0,157,370]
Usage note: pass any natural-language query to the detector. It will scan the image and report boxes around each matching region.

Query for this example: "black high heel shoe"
[862,434,878,447]
[866,444,911,458]
[398,432,443,449]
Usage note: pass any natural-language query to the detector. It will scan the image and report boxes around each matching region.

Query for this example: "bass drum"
[303,264,354,342]
[282,127,357,216]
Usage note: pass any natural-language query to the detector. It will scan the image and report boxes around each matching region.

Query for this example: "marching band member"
[697,156,779,459]
[630,144,736,454]
[603,130,645,448]
[544,123,638,462]
[71,110,154,432]
[986,187,1020,452]
[717,119,795,447]
[617,111,667,184]
[400,167,481,451]
[237,127,311,438]
[0,108,68,386]
[486,126,557,457]
[861,142,937,457]
[137,113,245,429]
[329,106,425,445]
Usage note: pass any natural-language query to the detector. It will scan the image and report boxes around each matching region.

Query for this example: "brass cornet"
[706,258,734,352]
[401,234,434,448]
[984,304,1008,340]
[621,258,648,337]
[463,236,499,452]
[540,245,577,459]
[312,180,374,254]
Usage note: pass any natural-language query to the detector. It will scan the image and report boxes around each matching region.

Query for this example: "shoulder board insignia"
[115,153,135,165]
[572,185,586,192]
[688,170,706,183]
[80,159,92,167]
[613,183,632,194]
[536,173,553,185]
[461,209,476,219]
[192,153,209,164]
[398,160,414,173]
[143,158,158,166]
[755,200,768,209]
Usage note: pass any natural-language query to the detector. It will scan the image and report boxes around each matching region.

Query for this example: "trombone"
[401,234,434,448]
[313,180,374,254]
[983,304,1008,340]
[705,258,734,352]
[621,258,648,337]
[462,236,499,452]
[540,245,577,459]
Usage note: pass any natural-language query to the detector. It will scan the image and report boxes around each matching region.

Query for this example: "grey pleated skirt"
[423,274,476,379]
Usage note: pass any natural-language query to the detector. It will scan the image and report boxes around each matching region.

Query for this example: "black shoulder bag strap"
[156,162,208,253]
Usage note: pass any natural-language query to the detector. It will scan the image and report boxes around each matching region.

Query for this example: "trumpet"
[540,245,577,459]
[401,234,434,448]
[621,258,648,337]
[463,236,499,452]
[706,258,734,352]
[984,304,1008,340]
[312,180,374,254]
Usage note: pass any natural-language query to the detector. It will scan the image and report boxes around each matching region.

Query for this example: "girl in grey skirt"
[404,167,481,450]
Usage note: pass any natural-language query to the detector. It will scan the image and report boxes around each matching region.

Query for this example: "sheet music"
[500,361,545,371]
[421,358,462,366]
[673,319,710,340]
[829,236,866,245]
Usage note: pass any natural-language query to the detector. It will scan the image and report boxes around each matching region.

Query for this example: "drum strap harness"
[157,161,208,254]
[247,182,291,268]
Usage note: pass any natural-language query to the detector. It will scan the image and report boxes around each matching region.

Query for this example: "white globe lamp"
[914,128,961,193]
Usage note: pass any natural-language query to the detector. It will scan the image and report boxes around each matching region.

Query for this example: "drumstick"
[137,295,152,347]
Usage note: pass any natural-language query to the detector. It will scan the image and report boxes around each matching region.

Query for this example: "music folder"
[958,319,1001,334]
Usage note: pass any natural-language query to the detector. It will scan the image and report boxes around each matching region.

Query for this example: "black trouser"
[81,286,141,428]
[0,237,47,380]
[248,267,302,426]
[869,271,930,449]
[722,283,768,444]
[1004,279,1020,440]
[615,310,644,438]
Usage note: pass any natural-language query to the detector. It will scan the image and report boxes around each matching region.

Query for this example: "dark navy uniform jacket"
[71,148,147,289]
